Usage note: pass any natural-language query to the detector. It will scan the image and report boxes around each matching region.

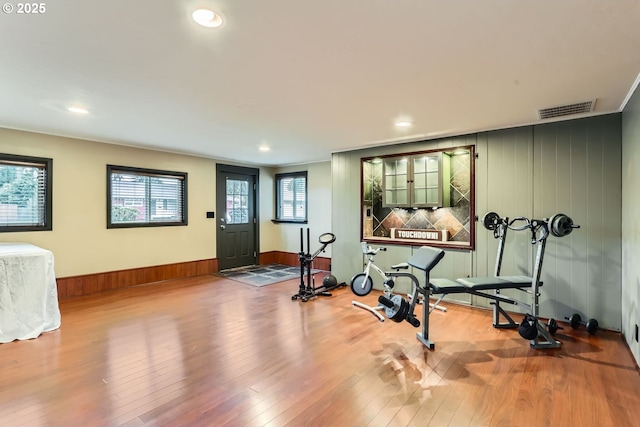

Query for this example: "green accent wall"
[622,83,640,366]
[333,114,622,328]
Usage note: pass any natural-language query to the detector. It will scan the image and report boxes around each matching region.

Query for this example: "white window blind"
[0,155,51,231]
[108,165,187,227]
[276,172,307,221]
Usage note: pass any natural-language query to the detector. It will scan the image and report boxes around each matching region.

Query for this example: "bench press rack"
[378,213,579,350]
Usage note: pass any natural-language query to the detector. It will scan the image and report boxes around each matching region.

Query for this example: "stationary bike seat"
[390,262,409,270]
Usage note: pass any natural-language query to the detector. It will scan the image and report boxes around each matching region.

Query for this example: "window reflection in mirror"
[361,145,474,249]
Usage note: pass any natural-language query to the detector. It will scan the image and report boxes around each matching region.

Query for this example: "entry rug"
[217,264,323,287]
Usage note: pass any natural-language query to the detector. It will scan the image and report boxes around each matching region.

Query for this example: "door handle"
[220,225,226,230]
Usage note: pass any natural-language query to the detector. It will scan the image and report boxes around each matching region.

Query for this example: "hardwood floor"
[1,275,639,427]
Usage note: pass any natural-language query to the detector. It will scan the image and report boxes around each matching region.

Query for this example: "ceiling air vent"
[538,100,596,120]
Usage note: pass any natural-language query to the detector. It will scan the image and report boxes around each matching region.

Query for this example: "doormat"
[216,264,323,287]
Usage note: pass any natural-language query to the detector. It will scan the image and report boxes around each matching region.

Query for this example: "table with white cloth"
[0,243,61,343]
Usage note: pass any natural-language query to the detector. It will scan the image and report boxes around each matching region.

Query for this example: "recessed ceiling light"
[192,8,224,28]
[395,120,412,128]
[67,106,89,115]
[259,146,270,152]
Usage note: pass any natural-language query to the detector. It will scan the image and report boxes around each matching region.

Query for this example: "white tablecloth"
[0,243,61,343]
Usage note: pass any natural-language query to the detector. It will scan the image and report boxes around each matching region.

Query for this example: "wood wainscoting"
[56,259,217,299]
[259,250,331,271]
[56,252,331,299]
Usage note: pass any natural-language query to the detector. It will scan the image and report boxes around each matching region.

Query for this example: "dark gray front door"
[216,164,258,270]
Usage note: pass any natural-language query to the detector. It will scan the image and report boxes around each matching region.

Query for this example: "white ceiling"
[1,1,639,167]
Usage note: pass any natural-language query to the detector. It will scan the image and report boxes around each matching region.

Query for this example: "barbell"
[480,211,579,237]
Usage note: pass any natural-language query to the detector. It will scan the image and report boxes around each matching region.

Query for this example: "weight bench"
[430,276,540,329]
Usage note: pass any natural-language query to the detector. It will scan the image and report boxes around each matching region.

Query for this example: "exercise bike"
[350,242,446,321]
[350,243,395,321]
[291,228,344,302]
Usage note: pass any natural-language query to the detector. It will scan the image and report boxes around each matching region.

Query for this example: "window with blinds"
[107,165,187,228]
[275,171,307,222]
[0,154,52,232]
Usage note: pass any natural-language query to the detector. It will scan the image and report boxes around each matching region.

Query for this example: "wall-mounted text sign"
[390,228,449,242]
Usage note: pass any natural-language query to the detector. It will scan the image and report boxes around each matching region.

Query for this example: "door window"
[225,178,249,224]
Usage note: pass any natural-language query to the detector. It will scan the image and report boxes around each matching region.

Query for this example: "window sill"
[271,219,308,224]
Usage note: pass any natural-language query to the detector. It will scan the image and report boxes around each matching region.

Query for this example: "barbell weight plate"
[385,294,402,321]
[547,318,559,334]
[550,213,575,237]
[396,297,410,322]
[586,318,599,335]
[566,313,582,329]
[482,212,500,231]
[383,294,409,322]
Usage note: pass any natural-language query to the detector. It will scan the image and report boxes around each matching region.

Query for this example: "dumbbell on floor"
[565,313,600,335]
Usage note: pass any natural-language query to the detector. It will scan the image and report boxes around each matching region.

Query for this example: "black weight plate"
[567,313,582,329]
[550,213,574,237]
[386,295,407,322]
[482,212,500,231]
[586,318,599,335]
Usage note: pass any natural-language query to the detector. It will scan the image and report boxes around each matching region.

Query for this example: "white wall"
[258,167,279,253]
[0,127,278,277]
[622,83,640,366]
[273,161,332,258]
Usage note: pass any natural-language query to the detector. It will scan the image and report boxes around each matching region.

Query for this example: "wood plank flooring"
[1,275,639,427]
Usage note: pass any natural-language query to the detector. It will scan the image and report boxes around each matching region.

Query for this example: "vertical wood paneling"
[331,152,363,283]
[598,115,622,328]
[585,121,604,320]
[535,122,571,318]
[474,133,490,278]
[568,123,589,323]
[492,128,533,276]
[621,82,640,366]
[477,127,533,310]
[534,114,622,327]
[332,116,621,330]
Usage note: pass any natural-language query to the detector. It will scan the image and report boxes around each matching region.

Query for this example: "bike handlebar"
[361,242,387,255]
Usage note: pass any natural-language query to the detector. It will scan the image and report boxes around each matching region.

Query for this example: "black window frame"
[0,153,53,232]
[107,164,188,229]
[274,171,308,223]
